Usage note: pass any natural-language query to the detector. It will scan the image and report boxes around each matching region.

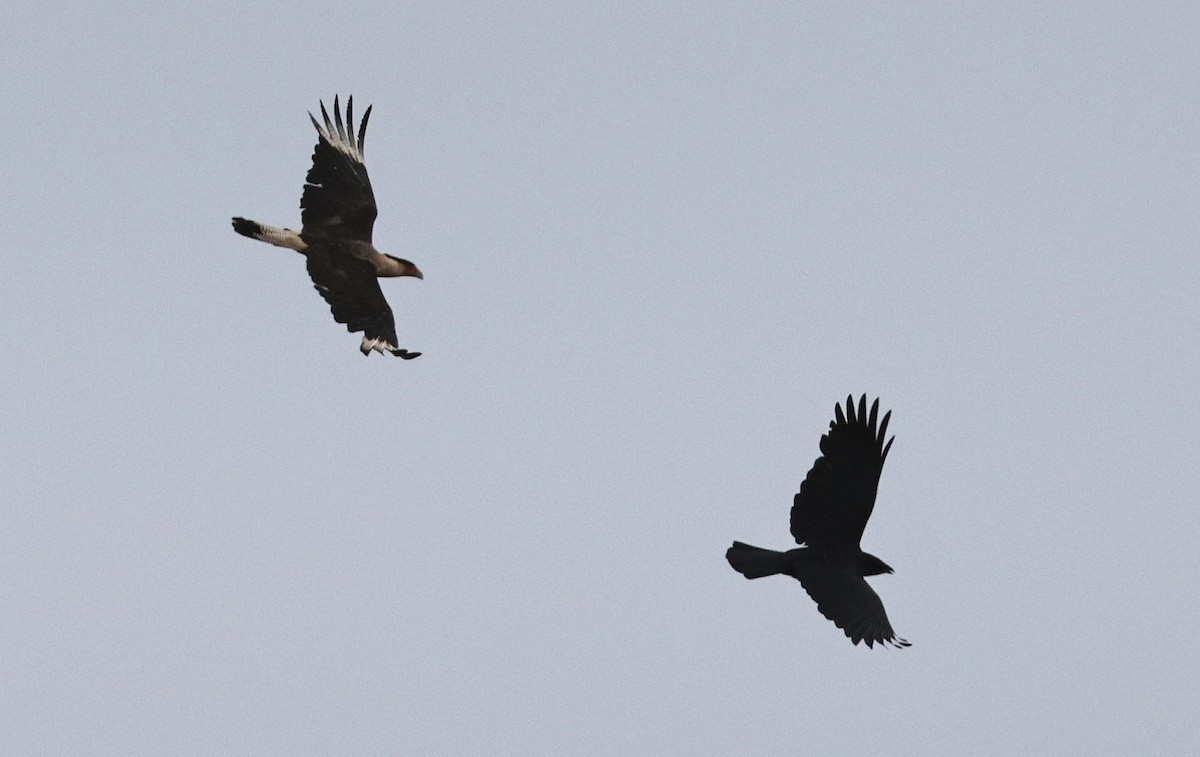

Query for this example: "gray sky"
[3,2,1198,754]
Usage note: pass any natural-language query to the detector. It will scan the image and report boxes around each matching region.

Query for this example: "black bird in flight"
[726,395,910,648]
[232,96,423,358]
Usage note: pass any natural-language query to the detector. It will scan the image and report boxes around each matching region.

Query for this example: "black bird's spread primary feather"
[231,95,422,358]
[726,395,910,648]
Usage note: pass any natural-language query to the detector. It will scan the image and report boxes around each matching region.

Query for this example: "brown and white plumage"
[232,95,423,358]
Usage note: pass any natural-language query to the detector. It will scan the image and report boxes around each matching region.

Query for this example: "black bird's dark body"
[726,395,910,648]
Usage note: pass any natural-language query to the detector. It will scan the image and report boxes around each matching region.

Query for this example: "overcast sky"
[3,2,1198,754]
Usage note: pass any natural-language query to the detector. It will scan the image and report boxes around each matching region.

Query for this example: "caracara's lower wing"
[796,561,909,648]
[305,251,418,358]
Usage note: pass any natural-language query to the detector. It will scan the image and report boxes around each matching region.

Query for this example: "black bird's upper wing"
[301,96,378,243]
[796,560,909,648]
[790,395,894,548]
[305,249,406,356]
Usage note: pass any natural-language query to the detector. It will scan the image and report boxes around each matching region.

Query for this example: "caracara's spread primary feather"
[232,96,423,358]
[726,395,910,648]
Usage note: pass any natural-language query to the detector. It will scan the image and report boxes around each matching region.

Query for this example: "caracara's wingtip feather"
[359,104,372,153]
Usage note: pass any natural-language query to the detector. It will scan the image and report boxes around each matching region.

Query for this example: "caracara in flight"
[726,395,910,648]
[232,96,423,358]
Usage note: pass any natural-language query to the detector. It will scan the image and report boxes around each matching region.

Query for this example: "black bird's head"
[859,552,895,577]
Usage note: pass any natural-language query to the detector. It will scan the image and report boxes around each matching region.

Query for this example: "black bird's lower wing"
[305,251,419,358]
[796,561,909,648]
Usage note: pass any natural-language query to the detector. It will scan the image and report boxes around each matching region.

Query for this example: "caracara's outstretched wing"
[305,250,419,359]
[301,95,378,243]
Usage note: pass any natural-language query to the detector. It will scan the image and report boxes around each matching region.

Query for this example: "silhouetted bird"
[726,395,910,648]
[232,96,423,357]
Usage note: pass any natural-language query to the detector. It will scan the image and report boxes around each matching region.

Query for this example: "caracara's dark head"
[385,255,423,279]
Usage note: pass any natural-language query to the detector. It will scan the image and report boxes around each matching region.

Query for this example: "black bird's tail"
[726,541,788,579]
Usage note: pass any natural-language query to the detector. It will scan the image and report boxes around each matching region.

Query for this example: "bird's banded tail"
[231,217,307,252]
